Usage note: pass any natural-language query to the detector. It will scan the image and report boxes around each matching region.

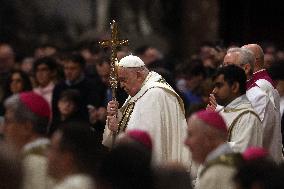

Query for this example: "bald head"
[241,44,264,72]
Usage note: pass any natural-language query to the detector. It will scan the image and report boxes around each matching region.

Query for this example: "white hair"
[227,47,255,69]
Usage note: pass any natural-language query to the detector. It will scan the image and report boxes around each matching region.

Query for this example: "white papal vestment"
[103,71,192,168]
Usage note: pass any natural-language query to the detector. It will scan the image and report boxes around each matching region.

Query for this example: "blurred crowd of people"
[0,39,284,189]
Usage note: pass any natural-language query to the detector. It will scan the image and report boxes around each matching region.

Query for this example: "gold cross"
[99,20,128,51]
[99,20,128,147]
[99,20,128,100]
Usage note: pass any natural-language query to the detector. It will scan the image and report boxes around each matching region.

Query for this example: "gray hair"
[4,94,49,135]
[227,47,255,70]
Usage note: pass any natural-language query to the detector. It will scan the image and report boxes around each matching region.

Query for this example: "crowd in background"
[0,39,284,189]
[2,40,284,123]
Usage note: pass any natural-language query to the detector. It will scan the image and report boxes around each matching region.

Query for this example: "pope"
[103,55,192,167]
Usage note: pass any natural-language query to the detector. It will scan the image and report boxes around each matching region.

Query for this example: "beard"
[215,96,229,107]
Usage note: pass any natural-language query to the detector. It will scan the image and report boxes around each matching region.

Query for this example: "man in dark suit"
[51,53,104,134]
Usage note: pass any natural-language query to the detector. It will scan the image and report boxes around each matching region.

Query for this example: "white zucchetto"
[118,55,145,67]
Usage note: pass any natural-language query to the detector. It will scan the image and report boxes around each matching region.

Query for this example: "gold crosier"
[99,20,128,146]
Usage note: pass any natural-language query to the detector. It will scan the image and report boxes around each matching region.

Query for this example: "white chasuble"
[103,71,192,168]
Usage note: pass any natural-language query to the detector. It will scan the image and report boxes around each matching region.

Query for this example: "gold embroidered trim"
[22,144,49,158]
[223,107,247,113]
[156,77,185,115]
[157,77,171,87]
[117,87,155,133]
[117,86,163,133]
[118,102,135,133]
[227,110,261,141]
[117,75,184,133]
[200,153,243,177]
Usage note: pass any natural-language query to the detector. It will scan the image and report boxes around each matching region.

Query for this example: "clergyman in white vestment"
[212,65,263,152]
[103,55,192,169]
[225,47,283,162]
[242,44,283,162]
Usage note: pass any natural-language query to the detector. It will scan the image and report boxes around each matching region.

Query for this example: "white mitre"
[118,55,145,67]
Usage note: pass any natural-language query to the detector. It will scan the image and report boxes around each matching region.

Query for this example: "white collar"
[225,94,250,110]
[23,138,50,153]
[127,71,159,102]
[253,69,266,75]
[55,174,94,188]
[205,143,233,162]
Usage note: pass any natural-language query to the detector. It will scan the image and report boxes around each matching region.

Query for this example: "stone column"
[181,0,219,57]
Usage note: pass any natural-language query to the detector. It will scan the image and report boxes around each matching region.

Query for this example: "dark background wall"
[1,0,284,58]
[219,0,284,48]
